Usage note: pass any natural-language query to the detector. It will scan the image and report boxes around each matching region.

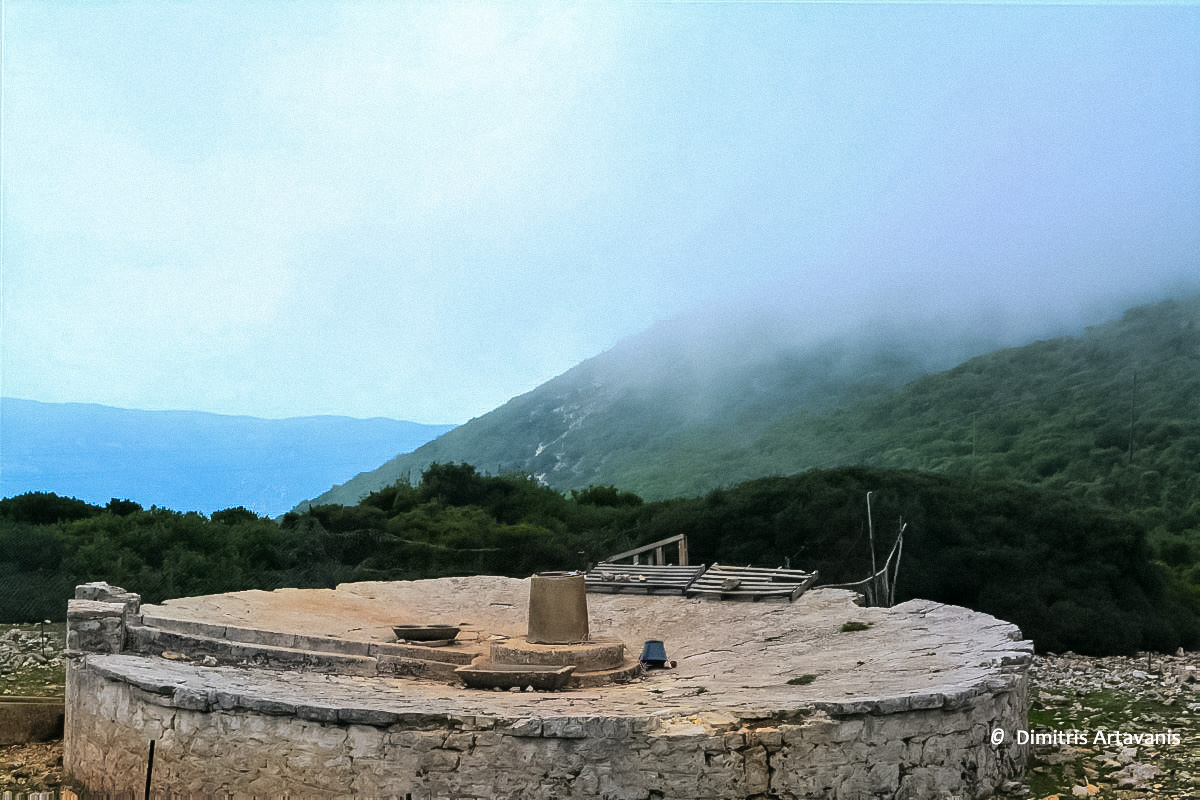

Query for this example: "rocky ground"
[996,650,1200,800]
[1,624,67,796]
[0,625,1196,798]
[0,624,65,699]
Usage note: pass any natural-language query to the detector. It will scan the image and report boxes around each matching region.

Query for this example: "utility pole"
[867,492,878,606]
[1128,370,1138,466]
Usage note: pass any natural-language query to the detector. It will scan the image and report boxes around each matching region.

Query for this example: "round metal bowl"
[392,624,461,642]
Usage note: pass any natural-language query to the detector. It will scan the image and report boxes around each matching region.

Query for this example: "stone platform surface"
[135,577,1027,713]
[67,578,1034,799]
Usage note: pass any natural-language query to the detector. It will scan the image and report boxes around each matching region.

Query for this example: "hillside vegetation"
[4,463,1196,657]
[731,296,1200,564]
[306,296,1200,576]
[304,314,1001,508]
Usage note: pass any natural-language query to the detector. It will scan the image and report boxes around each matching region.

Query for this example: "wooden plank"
[685,564,818,602]
[603,534,689,565]
[698,564,816,580]
[586,584,700,595]
[584,562,705,595]
[699,566,814,579]
[586,577,699,587]
[592,565,702,576]
[687,587,797,597]
[789,571,820,601]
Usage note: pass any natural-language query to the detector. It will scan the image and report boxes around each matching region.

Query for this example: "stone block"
[295,704,341,724]
[583,716,632,739]
[542,717,588,739]
[74,583,140,618]
[471,731,501,748]
[377,654,460,681]
[503,717,542,737]
[171,687,211,712]
[294,633,371,656]
[240,696,296,716]
[442,732,474,751]
[751,726,783,750]
[907,692,946,711]
[304,650,377,676]
[419,749,461,772]
[139,615,226,639]
[337,707,400,726]
[384,729,440,753]
[67,600,127,655]
[223,625,297,649]
[344,724,384,759]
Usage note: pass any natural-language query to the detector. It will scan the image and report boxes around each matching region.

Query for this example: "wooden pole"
[866,492,878,606]
[144,739,156,800]
[1128,370,1137,465]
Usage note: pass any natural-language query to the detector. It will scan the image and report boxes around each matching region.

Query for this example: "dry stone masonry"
[65,578,1033,798]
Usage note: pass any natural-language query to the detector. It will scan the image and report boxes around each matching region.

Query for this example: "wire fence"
[0,573,76,624]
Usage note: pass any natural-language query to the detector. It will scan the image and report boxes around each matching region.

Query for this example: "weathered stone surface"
[74,582,140,618]
[491,636,625,671]
[66,579,1032,799]
[66,600,127,655]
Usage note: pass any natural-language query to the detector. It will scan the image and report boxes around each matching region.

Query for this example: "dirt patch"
[0,740,64,793]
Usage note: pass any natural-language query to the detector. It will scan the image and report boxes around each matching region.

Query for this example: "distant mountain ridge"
[305,294,1199,514]
[0,399,454,516]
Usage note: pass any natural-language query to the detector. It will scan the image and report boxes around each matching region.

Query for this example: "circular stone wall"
[64,578,1032,799]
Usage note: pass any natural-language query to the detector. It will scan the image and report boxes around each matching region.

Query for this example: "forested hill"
[305,295,1198,521]
[304,312,1017,508]
[711,295,1200,530]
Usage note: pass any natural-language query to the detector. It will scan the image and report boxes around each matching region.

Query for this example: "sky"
[1,1,1197,425]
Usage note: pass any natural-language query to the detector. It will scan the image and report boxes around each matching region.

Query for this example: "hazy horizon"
[3,1,1197,424]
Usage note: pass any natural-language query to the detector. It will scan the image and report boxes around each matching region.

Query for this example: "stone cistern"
[63,577,1033,799]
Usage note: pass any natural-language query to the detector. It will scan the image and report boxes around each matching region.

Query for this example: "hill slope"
[306,295,1198,543]
[303,314,1005,508]
[0,399,454,516]
[723,296,1200,524]
[308,296,1199,510]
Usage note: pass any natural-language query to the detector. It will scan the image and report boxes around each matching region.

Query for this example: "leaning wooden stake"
[144,739,156,800]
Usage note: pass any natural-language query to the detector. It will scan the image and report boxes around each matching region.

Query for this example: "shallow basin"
[392,624,461,642]
[454,663,576,691]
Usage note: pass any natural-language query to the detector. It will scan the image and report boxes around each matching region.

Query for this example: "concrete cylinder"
[527,572,589,644]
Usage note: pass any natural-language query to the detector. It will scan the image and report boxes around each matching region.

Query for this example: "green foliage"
[308,504,388,533]
[0,492,103,525]
[0,465,640,623]
[211,506,258,525]
[571,485,644,507]
[418,462,489,507]
[105,498,143,516]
